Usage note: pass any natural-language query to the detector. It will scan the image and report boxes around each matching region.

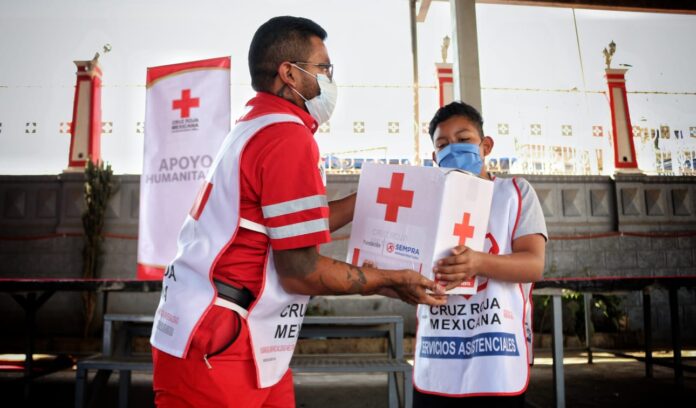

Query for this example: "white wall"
[1,0,694,175]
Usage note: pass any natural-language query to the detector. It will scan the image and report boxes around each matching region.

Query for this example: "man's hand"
[389,269,447,306]
[274,246,446,305]
[362,260,446,305]
[433,245,481,291]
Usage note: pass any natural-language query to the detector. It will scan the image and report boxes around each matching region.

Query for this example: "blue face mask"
[436,143,483,175]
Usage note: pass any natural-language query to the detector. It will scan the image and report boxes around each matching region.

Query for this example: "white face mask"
[290,64,337,125]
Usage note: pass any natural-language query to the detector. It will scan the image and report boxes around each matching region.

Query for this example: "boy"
[412,101,547,407]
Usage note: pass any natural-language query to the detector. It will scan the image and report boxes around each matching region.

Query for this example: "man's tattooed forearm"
[333,259,368,293]
[348,264,367,284]
[344,264,367,293]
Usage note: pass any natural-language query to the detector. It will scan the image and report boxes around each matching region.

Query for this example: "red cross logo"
[453,212,475,246]
[172,89,200,118]
[376,173,414,222]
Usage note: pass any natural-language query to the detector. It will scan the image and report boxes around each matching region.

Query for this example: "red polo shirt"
[212,92,331,297]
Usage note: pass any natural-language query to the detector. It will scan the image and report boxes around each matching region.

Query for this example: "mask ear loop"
[289,86,308,102]
[287,63,319,102]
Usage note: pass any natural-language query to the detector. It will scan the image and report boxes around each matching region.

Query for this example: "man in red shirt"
[151,16,445,408]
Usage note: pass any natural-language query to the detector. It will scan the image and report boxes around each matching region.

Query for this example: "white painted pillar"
[450,0,482,113]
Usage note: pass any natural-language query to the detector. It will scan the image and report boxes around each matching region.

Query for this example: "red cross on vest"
[376,172,414,222]
[172,89,200,118]
[453,212,475,246]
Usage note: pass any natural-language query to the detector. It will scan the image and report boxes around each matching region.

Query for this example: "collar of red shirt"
[242,92,319,134]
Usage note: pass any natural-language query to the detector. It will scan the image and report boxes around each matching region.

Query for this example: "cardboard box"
[347,163,494,295]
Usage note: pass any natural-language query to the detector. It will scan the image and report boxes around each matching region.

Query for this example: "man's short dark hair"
[248,16,327,92]
[428,101,484,141]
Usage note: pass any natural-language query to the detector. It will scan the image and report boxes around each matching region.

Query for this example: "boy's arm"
[328,193,357,232]
[434,234,546,290]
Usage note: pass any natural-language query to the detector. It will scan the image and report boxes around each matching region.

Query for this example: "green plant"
[533,291,626,341]
[590,294,626,332]
[81,159,116,336]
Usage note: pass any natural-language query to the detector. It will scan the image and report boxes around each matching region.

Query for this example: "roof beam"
[416,0,433,22]
[477,0,696,15]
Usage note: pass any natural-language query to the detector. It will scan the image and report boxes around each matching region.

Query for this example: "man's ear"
[481,136,494,158]
[273,62,305,107]
[276,61,296,86]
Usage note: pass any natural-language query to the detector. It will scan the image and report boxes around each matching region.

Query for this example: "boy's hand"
[434,245,482,291]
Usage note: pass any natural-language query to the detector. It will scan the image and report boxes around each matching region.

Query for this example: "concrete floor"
[1,350,695,408]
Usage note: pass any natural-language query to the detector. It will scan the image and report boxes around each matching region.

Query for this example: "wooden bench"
[75,314,412,408]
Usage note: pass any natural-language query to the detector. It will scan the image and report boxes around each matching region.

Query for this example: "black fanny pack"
[213,279,254,310]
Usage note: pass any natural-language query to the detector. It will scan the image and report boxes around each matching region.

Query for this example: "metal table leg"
[668,286,683,388]
[10,290,55,402]
[118,370,131,408]
[75,367,87,408]
[643,288,653,378]
[404,369,413,408]
[583,293,593,364]
[552,294,566,408]
[102,319,113,356]
[87,370,113,408]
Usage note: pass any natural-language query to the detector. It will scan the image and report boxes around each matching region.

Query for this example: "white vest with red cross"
[150,113,310,389]
[413,177,531,396]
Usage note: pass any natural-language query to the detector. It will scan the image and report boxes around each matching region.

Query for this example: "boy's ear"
[481,136,494,157]
[432,150,437,165]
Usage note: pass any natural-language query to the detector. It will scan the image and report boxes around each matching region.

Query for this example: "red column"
[436,63,454,107]
[66,56,102,171]
[605,68,640,172]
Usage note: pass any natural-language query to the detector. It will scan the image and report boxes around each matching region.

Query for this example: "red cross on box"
[172,89,200,118]
[453,212,475,246]
[376,172,414,222]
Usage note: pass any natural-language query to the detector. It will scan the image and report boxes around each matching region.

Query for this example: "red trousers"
[153,305,295,408]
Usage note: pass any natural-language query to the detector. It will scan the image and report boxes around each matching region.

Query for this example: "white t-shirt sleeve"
[513,177,548,242]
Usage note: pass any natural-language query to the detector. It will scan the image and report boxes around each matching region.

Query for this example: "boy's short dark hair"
[428,101,484,141]
[248,16,327,92]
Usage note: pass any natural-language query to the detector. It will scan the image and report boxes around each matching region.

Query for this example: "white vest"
[414,177,531,396]
[150,113,310,388]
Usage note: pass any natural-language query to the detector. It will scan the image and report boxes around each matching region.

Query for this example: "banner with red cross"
[137,57,230,280]
[347,163,494,295]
